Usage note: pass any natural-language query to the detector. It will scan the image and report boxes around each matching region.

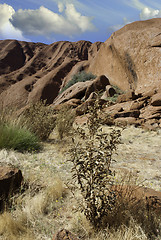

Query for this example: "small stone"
[52,229,79,240]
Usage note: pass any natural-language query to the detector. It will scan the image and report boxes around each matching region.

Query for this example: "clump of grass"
[21,100,56,140]
[107,85,125,103]
[0,123,41,152]
[0,178,64,240]
[60,71,96,94]
[55,105,75,140]
[112,85,125,95]
[0,212,34,240]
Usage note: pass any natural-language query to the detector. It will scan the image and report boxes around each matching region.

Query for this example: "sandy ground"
[0,125,161,190]
[110,126,161,191]
[0,125,161,239]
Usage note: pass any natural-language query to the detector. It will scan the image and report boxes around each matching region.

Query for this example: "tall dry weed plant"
[68,94,161,239]
[69,94,121,229]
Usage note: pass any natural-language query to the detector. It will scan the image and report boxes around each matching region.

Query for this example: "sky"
[0,0,161,44]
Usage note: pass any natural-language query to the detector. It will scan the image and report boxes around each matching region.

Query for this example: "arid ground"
[0,125,160,240]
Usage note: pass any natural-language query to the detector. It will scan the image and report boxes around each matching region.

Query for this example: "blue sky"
[0,0,161,44]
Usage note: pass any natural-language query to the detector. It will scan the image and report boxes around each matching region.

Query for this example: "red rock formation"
[88,18,161,94]
[0,40,102,109]
[0,19,161,128]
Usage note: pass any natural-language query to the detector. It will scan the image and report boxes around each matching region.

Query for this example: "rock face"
[0,40,102,110]
[151,92,161,106]
[112,185,161,214]
[0,165,23,210]
[0,19,161,128]
[88,18,161,95]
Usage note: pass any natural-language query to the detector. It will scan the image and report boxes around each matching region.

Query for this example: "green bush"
[21,101,56,140]
[0,123,41,152]
[60,71,96,94]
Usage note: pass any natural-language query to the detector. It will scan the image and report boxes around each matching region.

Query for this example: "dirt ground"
[110,126,161,191]
[0,125,161,240]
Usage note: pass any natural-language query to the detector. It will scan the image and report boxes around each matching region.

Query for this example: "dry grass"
[0,125,161,239]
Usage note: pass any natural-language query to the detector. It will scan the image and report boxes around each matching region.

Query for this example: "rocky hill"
[0,18,161,130]
[0,40,102,110]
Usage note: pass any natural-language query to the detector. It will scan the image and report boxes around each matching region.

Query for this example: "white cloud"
[130,0,146,10]
[111,0,161,34]
[140,7,161,20]
[10,3,96,38]
[0,3,29,41]
[124,0,161,20]
[65,3,94,32]
[58,2,64,12]
[109,18,131,32]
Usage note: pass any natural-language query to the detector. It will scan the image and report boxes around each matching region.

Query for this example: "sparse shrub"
[21,100,56,140]
[0,122,41,152]
[68,94,161,238]
[60,71,96,94]
[55,105,75,139]
[112,85,125,95]
[69,94,121,229]
[106,85,125,103]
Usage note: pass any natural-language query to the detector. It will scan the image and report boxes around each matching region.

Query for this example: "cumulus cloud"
[0,3,29,41]
[10,3,95,38]
[110,0,161,34]
[125,0,161,20]
[140,7,161,20]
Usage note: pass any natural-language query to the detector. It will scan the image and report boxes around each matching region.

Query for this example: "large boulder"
[112,185,161,214]
[0,165,23,210]
[140,105,161,120]
[0,19,161,125]
[53,80,93,106]
[151,92,161,106]
[88,18,161,95]
[85,75,110,99]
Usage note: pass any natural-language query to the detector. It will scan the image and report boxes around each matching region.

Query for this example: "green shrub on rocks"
[60,71,96,94]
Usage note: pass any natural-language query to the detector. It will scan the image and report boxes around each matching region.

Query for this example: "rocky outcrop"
[0,19,161,128]
[0,40,102,110]
[84,75,110,99]
[151,92,161,106]
[53,75,109,106]
[88,18,161,95]
[112,185,161,214]
[0,165,23,210]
